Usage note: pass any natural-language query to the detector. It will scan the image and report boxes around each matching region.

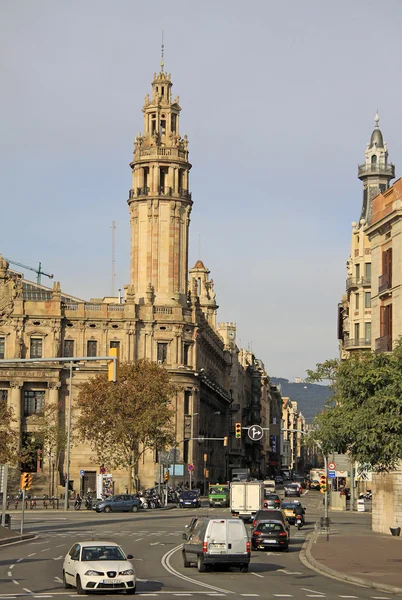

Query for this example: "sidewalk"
[301,512,402,594]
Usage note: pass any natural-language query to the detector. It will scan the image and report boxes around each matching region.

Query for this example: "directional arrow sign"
[248,425,263,441]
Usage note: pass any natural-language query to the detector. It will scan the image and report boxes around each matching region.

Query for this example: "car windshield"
[210,487,229,495]
[282,502,300,509]
[181,491,197,498]
[81,545,126,561]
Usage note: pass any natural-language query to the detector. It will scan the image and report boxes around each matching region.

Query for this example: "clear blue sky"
[1,0,401,380]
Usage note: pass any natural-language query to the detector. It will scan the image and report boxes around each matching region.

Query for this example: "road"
[0,488,391,599]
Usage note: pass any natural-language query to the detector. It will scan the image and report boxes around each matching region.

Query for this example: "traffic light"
[164,470,170,482]
[235,422,242,438]
[108,347,120,382]
[205,469,209,478]
[320,474,327,494]
[223,436,228,446]
[20,472,33,490]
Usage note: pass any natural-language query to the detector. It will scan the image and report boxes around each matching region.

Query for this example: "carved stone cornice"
[47,382,61,390]
[9,381,23,389]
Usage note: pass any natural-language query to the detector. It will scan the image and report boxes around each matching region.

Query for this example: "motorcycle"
[74,496,82,510]
[85,495,93,510]
[295,514,303,530]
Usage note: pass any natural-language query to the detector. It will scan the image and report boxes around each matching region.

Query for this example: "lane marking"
[28,552,36,556]
[161,544,233,594]
[7,571,12,576]
[306,596,325,598]
[23,589,33,594]
[273,595,293,597]
[302,589,325,595]
[41,548,51,552]
[52,556,64,560]
[251,573,264,578]
[12,580,19,585]
[339,597,358,598]
[150,542,160,546]
[16,558,24,563]
[9,565,15,569]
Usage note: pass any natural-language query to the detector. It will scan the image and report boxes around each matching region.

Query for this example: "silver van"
[182,517,250,572]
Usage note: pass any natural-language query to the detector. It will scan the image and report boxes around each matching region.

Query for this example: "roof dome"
[369,127,384,148]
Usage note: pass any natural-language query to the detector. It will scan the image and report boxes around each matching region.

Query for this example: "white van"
[264,479,276,493]
[182,517,250,572]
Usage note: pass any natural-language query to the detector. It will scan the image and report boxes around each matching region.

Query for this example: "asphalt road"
[0,489,392,600]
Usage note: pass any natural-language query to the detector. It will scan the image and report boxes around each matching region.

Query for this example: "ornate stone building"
[0,64,274,496]
[338,114,395,354]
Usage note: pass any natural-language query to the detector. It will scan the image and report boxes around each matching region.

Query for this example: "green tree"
[306,342,402,472]
[0,401,19,465]
[76,360,176,491]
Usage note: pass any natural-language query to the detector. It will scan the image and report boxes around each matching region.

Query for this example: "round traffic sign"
[188,464,194,472]
[328,462,336,470]
[248,425,263,441]
[80,470,85,476]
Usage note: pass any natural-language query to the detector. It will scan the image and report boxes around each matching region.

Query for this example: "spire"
[374,110,380,128]
[160,31,165,73]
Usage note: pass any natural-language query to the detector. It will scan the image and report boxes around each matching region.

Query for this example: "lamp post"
[63,362,73,511]
[185,413,198,489]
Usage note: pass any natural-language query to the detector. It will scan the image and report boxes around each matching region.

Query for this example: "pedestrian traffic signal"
[164,470,170,482]
[108,347,120,382]
[320,474,327,494]
[235,422,242,438]
[223,436,228,446]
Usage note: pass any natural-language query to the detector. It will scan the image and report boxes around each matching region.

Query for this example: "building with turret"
[338,114,395,354]
[0,61,275,496]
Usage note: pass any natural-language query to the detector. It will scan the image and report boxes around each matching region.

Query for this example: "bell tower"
[127,56,192,305]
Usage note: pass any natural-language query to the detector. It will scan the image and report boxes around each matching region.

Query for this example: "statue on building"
[146,282,155,305]
[14,329,24,359]
[52,326,61,358]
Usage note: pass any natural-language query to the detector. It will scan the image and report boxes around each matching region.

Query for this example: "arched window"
[371,155,377,164]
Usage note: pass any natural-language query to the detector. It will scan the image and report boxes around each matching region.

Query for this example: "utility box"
[357,498,365,512]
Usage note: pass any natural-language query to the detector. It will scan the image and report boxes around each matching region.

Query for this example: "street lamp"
[282,428,329,537]
[63,362,73,511]
[185,413,198,489]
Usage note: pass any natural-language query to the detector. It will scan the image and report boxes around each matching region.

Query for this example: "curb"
[0,534,35,546]
[300,530,402,595]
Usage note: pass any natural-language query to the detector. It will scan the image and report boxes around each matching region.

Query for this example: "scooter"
[295,514,303,530]
[74,496,82,510]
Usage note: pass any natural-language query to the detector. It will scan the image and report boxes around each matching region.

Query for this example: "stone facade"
[0,66,276,497]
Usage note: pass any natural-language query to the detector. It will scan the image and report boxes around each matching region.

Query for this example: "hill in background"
[270,377,333,423]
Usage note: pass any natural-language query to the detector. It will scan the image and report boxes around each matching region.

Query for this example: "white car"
[63,541,136,594]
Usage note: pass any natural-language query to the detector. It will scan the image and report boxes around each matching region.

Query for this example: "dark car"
[253,509,290,538]
[251,520,289,551]
[264,493,281,509]
[179,490,201,508]
[274,475,284,484]
[284,483,301,497]
[94,494,141,513]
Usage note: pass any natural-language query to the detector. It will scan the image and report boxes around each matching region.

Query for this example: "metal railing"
[378,274,392,294]
[358,163,395,177]
[343,338,371,348]
[346,277,371,289]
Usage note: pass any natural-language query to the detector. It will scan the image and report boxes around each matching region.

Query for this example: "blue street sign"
[328,470,336,478]
[80,470,85,476]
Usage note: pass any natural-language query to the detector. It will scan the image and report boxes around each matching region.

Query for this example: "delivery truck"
[230,481,265,522]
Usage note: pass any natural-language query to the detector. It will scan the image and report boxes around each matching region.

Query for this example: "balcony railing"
[343,338,371,349]
[346,276,371,290]
[358,163,395,178]
[128,187,192,201]
[159,186,172,196]
[378,274,392,294]
[375,335,392,352]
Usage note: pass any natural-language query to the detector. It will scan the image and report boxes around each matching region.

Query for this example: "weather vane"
[160,31,165,72]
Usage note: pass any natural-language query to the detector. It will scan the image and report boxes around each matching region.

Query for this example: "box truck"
[230,481,265,521]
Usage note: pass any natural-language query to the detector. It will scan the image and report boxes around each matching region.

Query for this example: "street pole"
[1,464,8,528]
[190,416,194,490]
[64,362,73,511]
[203,454,207,496]
[20,488,25,535]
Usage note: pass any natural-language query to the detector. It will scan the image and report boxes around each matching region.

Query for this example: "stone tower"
[358,113,395,225]
[127,63,192,306]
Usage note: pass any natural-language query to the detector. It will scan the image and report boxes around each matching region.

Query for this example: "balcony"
[127,187,192,201]
[343,338,371,349]
[378,274,392,294]
[346,277,371,291]
[159,186,172,196]
[230,403,241,412]
[375,335,392,352]
[358,163,395,178]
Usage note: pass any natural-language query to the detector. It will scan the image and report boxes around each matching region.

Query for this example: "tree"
[29,403,68,496]
[0,401,19,465]
[306,342,402,472]
[76,360,176,491]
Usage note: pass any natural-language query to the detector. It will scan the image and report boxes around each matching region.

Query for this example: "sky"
[1,0,402,381]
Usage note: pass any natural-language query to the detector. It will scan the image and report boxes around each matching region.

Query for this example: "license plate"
[211,543,226,548]
[103,579,122,584]
[263,539,277,544]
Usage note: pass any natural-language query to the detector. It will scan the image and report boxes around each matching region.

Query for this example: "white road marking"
[53,555,64,560]
[302,589,325,595]
[33,596,53,598]
[273,595,293,597]
[306,596,325,598]
[56,544,66,548]
[9,564,15,569]
[241,595,260,597]
[339,597,358,598]
[12,580,19,585]
[278,569,302,575]
[28,552,36,556]
[16,558,23,563]
[23,589,32,593]
[371,597,391,599]
[41,548,51,552]
[54,576,63,583]
[150,542,160,545]
[251,572,264,578]
[135,537,144,541]
[7,571,12,576]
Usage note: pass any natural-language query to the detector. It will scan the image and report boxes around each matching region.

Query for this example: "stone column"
[9,381,23,454]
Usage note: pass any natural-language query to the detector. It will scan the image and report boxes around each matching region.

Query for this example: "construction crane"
[5,258,54,285]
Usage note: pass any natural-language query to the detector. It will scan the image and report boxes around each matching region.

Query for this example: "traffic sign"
[248,425,263,441]
[328,462,336,470]
[188,464,194,472]
[80,470,85,476]
[328,470,336,478]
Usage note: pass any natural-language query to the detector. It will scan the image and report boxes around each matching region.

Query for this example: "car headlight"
[179,499,183,502]
[85,570,104,576]
[120,569,134,575]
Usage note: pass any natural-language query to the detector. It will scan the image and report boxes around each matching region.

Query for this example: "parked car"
[251,520,289,552]
[62,541,136,594]
[274,475,284,484]
[94,494,141,513]
[281,501,304,524]
[182,517,250,572]
[253,508,290,537]
[284,483,301,498]
[179,490,202,508]
[263,493,281,509]
[310,479,320,491]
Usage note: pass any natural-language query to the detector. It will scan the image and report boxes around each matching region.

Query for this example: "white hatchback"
[63,541,136,595]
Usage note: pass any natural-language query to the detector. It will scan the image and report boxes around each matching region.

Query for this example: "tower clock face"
[228,330,235,340]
